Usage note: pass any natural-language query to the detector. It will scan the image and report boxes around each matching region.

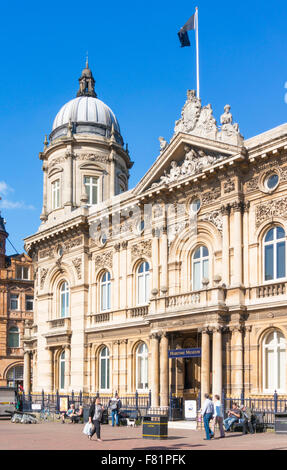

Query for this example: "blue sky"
[0,0,287,254]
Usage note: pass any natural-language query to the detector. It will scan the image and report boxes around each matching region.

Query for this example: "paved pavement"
[0,420,286,450]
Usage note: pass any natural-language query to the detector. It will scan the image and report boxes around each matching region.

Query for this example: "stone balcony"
[246,281,287,305]
[47,317,71,330]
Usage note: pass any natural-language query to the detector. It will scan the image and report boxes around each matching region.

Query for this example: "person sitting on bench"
[71,405,84,423]
[223,402,241,431]
[239,405,255,434]
[61,403,76,423]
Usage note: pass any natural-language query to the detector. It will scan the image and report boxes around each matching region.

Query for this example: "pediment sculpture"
[151,145,225,188]
[174,91,244,145]
[218,104,243,145]
[174,90,217,140]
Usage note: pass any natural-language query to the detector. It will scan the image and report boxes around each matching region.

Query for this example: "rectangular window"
[84,176,98,205]
[265,245,274,281]
[10,294,19,310]
[52,180,60,209]
[26,295,33,311]
[16,266,29,280]
[193,262,201,291]
[277,242,285,279]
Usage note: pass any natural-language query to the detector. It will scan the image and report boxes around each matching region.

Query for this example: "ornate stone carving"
[39,248,54,259]
[219,105,243,145]
[151,146,225,189]
[64,237,82,251]
[40,268,48,289]
[202,210,223,235]
[72,257,82,279]
[256,197,287,228]
[131,240,152,261]
[174,90,218,140]
[75,153,108,163]
[223,178,236,194]
[201,187,221,205]
[94,251,113,269]
[159,137,168,152]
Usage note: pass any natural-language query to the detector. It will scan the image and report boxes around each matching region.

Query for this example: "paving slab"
[0,420,287,451]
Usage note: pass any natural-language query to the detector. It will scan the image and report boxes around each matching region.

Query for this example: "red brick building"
[0,213,34,389]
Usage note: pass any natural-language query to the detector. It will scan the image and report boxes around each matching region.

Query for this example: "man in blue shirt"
[201,393,214,440]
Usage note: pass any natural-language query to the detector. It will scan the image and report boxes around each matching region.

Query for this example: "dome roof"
[49,63,123,145]
[52,96,120,133]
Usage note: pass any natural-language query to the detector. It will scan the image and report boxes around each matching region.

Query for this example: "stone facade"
[23,68,287,406]
[0,214,34,388]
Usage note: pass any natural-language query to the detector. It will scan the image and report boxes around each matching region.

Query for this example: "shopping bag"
[83,422,93,436]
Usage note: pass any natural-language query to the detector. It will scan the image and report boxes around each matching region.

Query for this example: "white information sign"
[184,400,197,420]
[31,404,42,410]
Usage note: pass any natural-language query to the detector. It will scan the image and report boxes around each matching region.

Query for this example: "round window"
[190,198,201,214]
[100,234,108,246]
[265,173,279,190]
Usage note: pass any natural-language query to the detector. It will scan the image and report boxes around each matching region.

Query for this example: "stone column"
[64,151,73,206]
[40,163,48,221]
[230,325,244,397]
[212,326,223,398]
[23,351,31,394]
[160,226,168,293]
[150,332,160,407]
[152,229,159,291]
[160,332,169,408]
[221,205,230,285]
[232,201,243,286]
[109,150,116,198]
[200,329,210,403]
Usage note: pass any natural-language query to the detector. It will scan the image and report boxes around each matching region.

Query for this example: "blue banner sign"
[168,348,201,359]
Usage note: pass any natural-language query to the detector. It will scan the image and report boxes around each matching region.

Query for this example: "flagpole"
[195,6,200,99]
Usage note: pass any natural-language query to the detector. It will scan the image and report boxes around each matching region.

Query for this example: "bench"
[230,412,265,433]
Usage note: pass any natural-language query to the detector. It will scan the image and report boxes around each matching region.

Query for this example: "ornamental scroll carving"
[40,268,48,289]
[94,251,113,269]
[64,237,82,251]
[255,197,287,228]
[75,153,108,163]
[72,257,82,279]
[202,210,223,235]
[131,240,152,261]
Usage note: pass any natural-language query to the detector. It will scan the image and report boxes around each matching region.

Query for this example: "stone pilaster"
[23,351,31,394]
[221,205,230,285]
[230,325,244,397]
[231,201,243,286]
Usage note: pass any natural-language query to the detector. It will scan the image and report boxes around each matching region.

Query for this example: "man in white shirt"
[213,394,225,438]
[201,393,214,440]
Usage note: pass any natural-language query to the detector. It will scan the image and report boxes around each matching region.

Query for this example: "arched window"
[100,271,111,311]
[137,262,150,305]
[192,246,209,291]
[59,350,65,390]
[8,326,20,348]
[6,365,23,388]
[264,226,286,282]
[263,330,286,393]
[136,343,148,391]
[99,347,110,390]
[60,282,69,318]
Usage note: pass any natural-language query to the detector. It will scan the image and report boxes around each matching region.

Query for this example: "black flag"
[178,13,195,47]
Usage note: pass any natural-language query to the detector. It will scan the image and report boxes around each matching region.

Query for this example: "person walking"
[88,397,105,441]
[201,393,214,440]
[213,394,225,438]
[108,392,122,427]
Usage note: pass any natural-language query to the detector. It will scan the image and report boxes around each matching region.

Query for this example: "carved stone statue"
[159,137,168,152]
[219,104,243,145]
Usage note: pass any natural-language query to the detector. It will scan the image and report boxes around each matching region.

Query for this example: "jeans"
[111,409,119,426]
[213,416,225,437]
[223,416,238,431]
[91,419,101,439]
[203,412,214,440]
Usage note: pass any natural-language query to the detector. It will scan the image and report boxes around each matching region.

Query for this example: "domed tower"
[39,62,133,226]
[0,211,8,268]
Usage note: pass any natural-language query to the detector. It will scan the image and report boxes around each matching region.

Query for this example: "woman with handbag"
[88,397,105,441]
